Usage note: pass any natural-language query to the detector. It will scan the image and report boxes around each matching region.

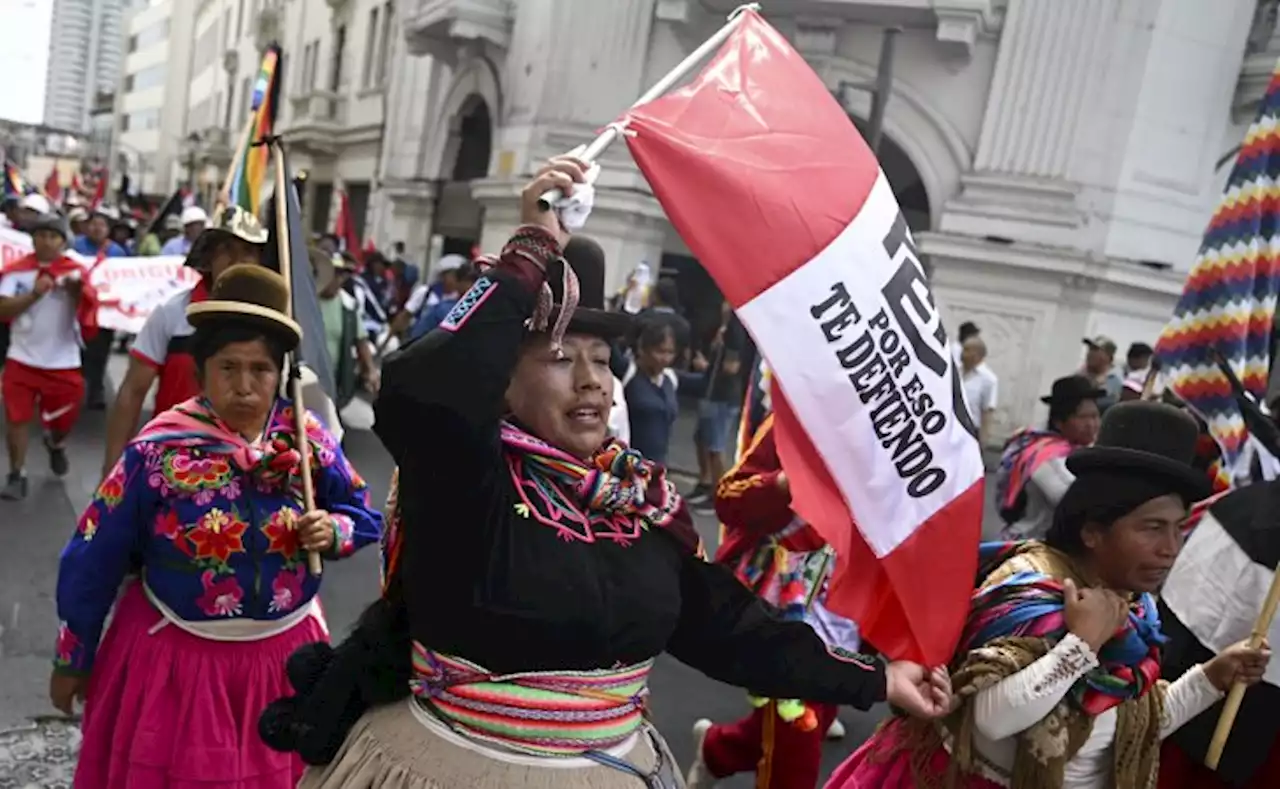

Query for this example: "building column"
[938,0,1116,248]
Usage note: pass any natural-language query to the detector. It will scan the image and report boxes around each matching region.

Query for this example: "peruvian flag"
[333,190,363,266]
[624,10,984,664]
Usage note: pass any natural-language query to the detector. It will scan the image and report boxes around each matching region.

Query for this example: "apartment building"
[111,0,198,196]
[44,0,127,133]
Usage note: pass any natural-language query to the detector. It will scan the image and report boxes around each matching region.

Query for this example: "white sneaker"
[685,718,717,789]
[826,717,846,740]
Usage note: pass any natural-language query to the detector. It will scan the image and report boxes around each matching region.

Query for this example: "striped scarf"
[961,542,1164,714]
[943,542,1165,789]
[500,420,681,544]
[995,429,1074,522]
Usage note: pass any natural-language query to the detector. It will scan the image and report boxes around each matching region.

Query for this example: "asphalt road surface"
[0,357,1003,786]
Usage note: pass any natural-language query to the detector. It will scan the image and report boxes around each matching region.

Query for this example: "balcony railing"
[289,91,347,125]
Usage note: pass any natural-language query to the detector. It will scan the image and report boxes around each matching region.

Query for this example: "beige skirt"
[298,698,685,789]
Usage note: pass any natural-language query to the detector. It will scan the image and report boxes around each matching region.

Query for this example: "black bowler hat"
[1068,401,1211,500]
[1040,375,1106,405]
[550,236,632,340]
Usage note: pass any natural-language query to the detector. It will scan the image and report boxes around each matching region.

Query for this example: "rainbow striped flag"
[1155,58,1280,487]
[2,162,27,200]
[225,45,281,215]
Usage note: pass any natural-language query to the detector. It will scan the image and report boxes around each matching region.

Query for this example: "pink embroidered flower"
[167,453,233,489]
[196,570,243,617]
[55,622,79,665]
[269,565,306,613]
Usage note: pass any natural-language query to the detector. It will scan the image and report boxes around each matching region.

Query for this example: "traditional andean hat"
[1068,400,1211,501]
[1040,374,1106,405]
[186,264,301,351]
[545,236,631,340]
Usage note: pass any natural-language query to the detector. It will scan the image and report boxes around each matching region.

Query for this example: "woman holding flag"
[259,159,952,788]
[51,264,382,788]
[825,401,1271,789]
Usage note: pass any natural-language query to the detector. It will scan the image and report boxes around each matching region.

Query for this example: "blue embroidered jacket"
[54,398,382,674]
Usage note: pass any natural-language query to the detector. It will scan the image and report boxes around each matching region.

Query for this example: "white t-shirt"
[961,363,999,423]
[131,285,197,366]
[0,269,84,370]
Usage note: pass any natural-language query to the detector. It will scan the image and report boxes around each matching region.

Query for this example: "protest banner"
[0,227,198,334]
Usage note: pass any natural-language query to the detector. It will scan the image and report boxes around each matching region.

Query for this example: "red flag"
[88,169,107,211]
[44,170,62,204]
[623,10,984,664]
[333,190,363,266]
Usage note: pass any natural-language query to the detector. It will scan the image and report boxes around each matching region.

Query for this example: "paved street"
[0,353,1004,786]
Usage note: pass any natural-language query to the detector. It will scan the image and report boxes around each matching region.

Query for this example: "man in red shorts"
[101,205,268,478]
[0,213,99,500]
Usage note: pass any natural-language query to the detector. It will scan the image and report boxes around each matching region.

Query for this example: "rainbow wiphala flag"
[225,45,281,214]
[1155,59,1280,485]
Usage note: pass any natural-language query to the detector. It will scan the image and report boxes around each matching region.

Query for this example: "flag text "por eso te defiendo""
[807,213,954,499]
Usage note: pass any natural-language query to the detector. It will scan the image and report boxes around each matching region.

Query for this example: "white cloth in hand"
[555,145,600,232]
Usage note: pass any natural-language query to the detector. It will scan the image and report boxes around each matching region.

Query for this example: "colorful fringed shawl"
[892,541,1167,789]
[995,429,1073,522]
[378,422,699,590]
[500,420,686,547]
[132,397,309,493]
[961,542,1165,715]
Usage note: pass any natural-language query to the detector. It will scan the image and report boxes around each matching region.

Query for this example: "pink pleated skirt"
[74,581,329,789]
[823,719,1004,789]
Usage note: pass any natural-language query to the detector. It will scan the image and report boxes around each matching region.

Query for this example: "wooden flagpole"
[270,138,323,578]
[217,116,257,213]
[1205,569,1280,767]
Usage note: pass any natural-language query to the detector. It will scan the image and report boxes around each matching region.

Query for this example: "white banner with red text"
[0,227,199,334]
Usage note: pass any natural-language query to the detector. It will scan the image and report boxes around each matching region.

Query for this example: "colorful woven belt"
[409,641,652,757]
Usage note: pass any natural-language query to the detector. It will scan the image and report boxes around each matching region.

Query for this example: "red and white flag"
[624,10,984,664]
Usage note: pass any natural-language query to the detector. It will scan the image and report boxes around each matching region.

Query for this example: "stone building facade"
[378,0,1280,442]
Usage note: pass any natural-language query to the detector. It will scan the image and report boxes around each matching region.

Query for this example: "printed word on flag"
[624,9,984,664]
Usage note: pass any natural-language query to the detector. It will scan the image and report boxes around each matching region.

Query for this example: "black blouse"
[374,229,887,708]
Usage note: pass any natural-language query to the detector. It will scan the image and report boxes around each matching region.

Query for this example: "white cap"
[436,253,466,273]
[180,206,209,226]
[19,194,50,214]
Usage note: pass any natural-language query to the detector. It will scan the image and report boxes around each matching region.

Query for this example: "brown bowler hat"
[186,264,302,350]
